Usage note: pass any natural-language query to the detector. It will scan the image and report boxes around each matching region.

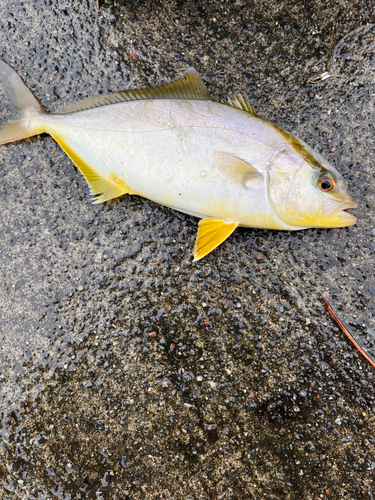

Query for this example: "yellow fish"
[0,61,356,260]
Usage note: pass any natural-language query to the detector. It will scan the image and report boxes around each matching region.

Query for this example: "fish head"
[268,151,357,228]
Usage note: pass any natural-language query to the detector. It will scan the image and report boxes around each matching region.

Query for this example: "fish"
[0,61,357,261]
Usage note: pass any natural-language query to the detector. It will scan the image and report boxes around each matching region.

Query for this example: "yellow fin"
[226,95,256,115]
[193,218,239,262]
[213,151,261,187]
[52,135,136,203]
[56,68,211,115]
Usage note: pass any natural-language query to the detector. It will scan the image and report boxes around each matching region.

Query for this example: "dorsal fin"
[225,94,256,115]
[56,68,211,114]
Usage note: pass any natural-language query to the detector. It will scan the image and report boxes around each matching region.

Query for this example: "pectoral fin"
[213,152,261,187]
[193,218,239,261]
[52,135,137,203]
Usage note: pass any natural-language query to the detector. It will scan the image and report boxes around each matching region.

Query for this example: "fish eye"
[317,173,336,192]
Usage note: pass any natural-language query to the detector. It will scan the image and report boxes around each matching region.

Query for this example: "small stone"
[256,254,263,261]
[298,390,307,398]
[306,441,316,451]
[148,331,157,338]
[101,471,110,487]
[182,371,194,383]
[161,377,171,389]
[204,423,217,432]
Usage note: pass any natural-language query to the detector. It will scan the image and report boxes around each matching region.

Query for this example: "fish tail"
[0,60,46,145]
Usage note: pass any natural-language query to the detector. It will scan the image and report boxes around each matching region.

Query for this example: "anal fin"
[193,218,239,261]
[52,135,136,203]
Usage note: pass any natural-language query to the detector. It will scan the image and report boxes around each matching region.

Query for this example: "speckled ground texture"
[0,0,374,499]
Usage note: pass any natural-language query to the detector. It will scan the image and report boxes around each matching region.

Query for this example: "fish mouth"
[323,199,357,216]
[323,199,357,225]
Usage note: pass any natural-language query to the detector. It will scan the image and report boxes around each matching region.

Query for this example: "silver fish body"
[0,62,356,260]
[38,99,302,228]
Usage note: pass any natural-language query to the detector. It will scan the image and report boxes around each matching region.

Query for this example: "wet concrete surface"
[0,0,374,498]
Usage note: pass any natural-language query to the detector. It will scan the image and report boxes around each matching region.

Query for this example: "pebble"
[182,371,195,383]
[161,377,171,389]
[204,423,217,432]
[307,441,316,451]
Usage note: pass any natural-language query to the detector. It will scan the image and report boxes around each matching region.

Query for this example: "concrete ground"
[0,1,374,499]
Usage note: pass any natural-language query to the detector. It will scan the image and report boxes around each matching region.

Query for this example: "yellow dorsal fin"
[193,218,239,261]
[56,68,211,115]
[225,94,256,115]
[52,135,137,203]
[213,151,261,187]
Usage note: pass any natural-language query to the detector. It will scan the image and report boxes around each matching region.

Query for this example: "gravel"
[0,0,374,499]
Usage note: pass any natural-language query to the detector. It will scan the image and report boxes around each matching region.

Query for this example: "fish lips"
[323,198,357,225]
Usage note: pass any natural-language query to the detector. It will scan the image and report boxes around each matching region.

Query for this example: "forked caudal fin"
[0,60,45,145]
